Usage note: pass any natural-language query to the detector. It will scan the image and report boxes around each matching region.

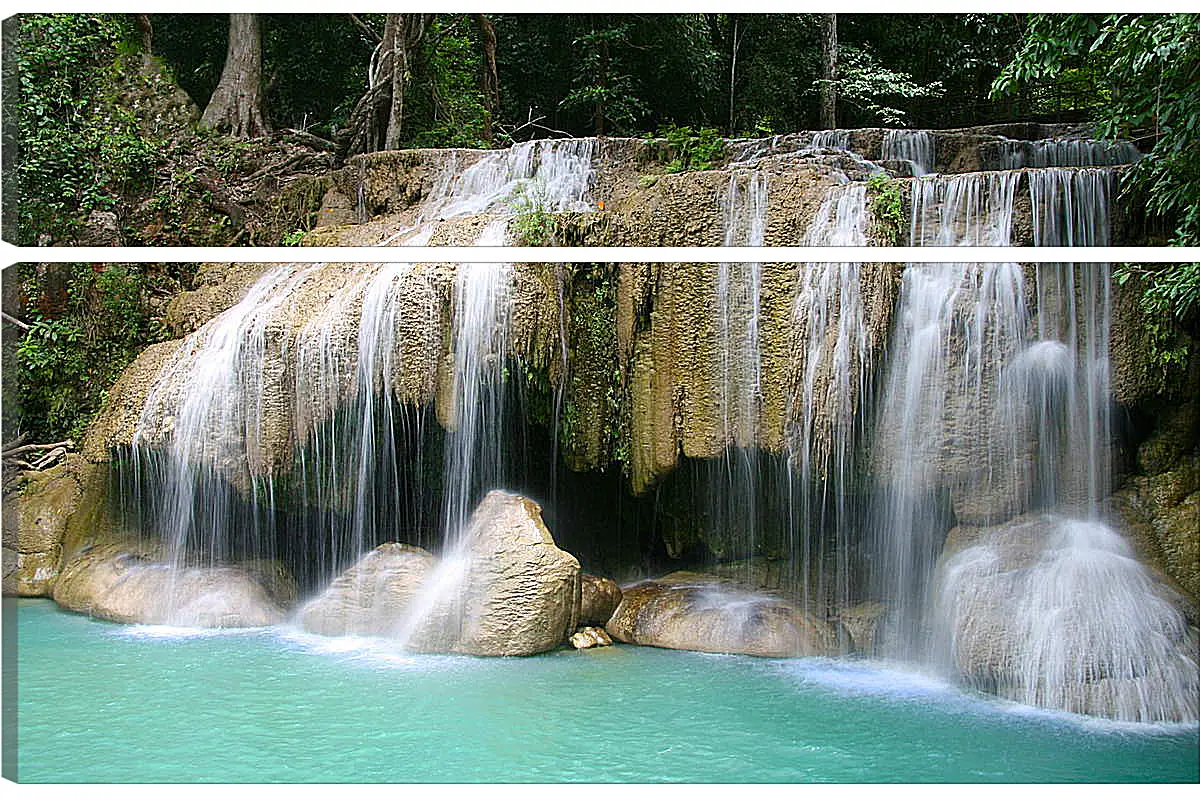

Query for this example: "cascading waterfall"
[378,138,595,245]
[706,172,767,571]
[786,183,873,626]
[882,130,935,176]
[811,130,852,150]
[993,137,1140,170]
[869,258,1197,721]
[1028,167,1113,248]
[909,171,1021,246]
[868,263,1030,657]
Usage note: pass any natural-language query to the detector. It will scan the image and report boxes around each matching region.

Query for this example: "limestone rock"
[934,513,1198,722]
[52,543,296,628]
[837,601,887,655]
[1,457,87,596]
[455,491,582,656]
[580,574,622,625]
[300,491,581,656]
[1113,455,1200,600]
[606,571,838,657]
[570,626,613,649]
[298,543,443,640]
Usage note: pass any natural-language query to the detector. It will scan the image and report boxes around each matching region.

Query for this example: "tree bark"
[819,14,837,129]
[200,14,270,139]
[343,13,432,157]
[134,14,153,54]
[474,14,500,144]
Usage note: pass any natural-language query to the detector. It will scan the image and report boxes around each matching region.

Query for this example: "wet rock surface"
[300,491,580,656]
[2,456,87,596]
[52,542,296,628]
[935,513,1198,722]
[606,571,838,658]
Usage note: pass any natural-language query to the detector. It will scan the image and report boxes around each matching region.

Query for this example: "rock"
[1,457,86,596]
[606,571,838,657]
[1113,455,1200,599]
[454,491,582,656]
[52,542,296,628]
[580,574,622,625]
[300,491,581,656]
[837,601,887,655]
[933,513,1198,722]
[298,543,443,639]
[570,626,613,649]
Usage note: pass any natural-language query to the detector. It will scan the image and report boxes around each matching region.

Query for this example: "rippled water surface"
[12,599,1199,783]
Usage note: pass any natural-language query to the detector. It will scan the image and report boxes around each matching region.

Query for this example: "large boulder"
[934,513,1198,722]
[606,571,838,658]
[2,457,88,597]
[52,542,296,628]
[299,491,581,656]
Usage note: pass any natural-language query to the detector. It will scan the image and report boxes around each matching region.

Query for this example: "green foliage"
[993,14,1200,245]
[509,182,555,246]
[281,229,307,246]
[1113,263,1199,382]
[654,124,726,173]
[15,14,159,244]
[1115,264,1200,323]
[866,173,904,245]
[12,265,186,442]
[403,15,492,149]
[833,45,944,126]
[560,22,649,135]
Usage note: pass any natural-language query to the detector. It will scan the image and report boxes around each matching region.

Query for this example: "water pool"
[9,599,1198,783]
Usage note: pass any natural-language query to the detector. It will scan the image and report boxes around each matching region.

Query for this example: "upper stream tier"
[289,122,1140,247]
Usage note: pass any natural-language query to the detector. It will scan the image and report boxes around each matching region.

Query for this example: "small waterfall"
[909,171,1021,246]
[993,137,1140,170]
[379,138,595,245]
[1028,167,1114,247]
[133,266,312,573]
[811,130,852,150]
[442,263,514,539]
[882,130,935,176]
[706,172,767,570]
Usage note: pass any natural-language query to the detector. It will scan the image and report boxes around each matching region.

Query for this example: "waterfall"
[442,264,514,539]
[993,137,1140,170]
[706,172,767,571]
[811,130,852,150]
[1028,167,1113,247]
[869,260,1196,721]
[132,266,312,575]
[378,138,595,245]
[909,171,1021,246]
[882,130,935,176]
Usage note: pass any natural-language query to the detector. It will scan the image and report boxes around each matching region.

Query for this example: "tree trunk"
[134,14,153,54]
[819,14,837,129]
[200,14,269,139]
[343,13,432,157]
[474,14,500,144]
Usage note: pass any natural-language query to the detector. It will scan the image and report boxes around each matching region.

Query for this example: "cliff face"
[85,264,901,495]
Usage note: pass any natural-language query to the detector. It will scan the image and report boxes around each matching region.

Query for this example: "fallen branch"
[3,439,74,458]
[2,311,31,331]
[33,447,67,471]
[2,433,30,452]
[4,459,36,471]
[277,128,338,152]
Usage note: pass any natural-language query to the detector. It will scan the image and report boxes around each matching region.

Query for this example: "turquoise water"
[11,598,1199,783]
